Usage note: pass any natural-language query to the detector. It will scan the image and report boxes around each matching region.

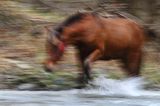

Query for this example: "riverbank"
[0,0,160,91]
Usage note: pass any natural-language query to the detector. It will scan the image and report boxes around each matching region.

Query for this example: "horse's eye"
[49,42,57,50]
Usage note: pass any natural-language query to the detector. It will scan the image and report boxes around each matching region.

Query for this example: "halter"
[47,31,65,52]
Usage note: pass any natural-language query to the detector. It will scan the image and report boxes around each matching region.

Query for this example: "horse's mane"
[54,12,89,37]
[53,12,129,38]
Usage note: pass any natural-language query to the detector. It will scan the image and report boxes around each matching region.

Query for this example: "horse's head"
[44,26,65,72]
[43,13,88,72]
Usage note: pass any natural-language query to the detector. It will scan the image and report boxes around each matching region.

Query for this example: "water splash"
[80,75,160,98]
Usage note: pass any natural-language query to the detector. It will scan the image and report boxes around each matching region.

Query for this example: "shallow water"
[0,76,160,106]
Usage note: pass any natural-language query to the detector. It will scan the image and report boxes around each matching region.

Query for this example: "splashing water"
[0,75,160,106]
[80,75,160,98]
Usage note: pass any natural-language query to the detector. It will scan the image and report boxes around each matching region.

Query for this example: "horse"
[44,12,156,84]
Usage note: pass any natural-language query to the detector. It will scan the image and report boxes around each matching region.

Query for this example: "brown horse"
[44,12,155,83]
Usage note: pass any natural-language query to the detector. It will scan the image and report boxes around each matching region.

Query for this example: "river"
[0,76,160,106]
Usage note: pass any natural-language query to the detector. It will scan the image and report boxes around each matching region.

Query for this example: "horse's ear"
[45,26,53,38]
[44,25,53,32]
[77,10,81,13]
[45,26,61,46]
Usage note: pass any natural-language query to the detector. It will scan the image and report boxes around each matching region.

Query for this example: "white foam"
[80,75,160,98]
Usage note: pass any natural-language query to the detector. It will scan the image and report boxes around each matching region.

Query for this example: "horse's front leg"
[83,49,102,82]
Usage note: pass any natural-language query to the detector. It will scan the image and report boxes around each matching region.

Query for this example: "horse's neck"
[62,14,102,44]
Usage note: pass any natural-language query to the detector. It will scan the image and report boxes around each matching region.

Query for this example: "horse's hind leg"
[123,50,142,77]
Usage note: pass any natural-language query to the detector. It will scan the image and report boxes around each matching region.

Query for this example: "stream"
[0,76,160,106]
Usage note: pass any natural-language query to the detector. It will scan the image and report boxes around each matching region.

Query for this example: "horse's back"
[101,18,145,49]
[88,17,145,60]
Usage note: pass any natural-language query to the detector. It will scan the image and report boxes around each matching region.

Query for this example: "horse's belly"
[101,50,126,60]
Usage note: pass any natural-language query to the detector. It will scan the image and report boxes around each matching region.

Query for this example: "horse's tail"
[144,26,157,40]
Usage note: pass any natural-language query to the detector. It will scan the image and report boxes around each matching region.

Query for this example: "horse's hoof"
[74,84,86,89]
[77,76,86,83]
[77,76,92,87]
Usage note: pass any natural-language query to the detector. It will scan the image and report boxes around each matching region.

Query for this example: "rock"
[17,83,37,90]
[3,59,32,69]
[54,78,65,85]
[15,63,32,69]
[0,84,9,89]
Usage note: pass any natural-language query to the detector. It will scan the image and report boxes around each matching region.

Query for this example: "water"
[0,76,160,106]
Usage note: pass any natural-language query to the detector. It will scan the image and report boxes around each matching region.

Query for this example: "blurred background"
[0,0,160,90]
